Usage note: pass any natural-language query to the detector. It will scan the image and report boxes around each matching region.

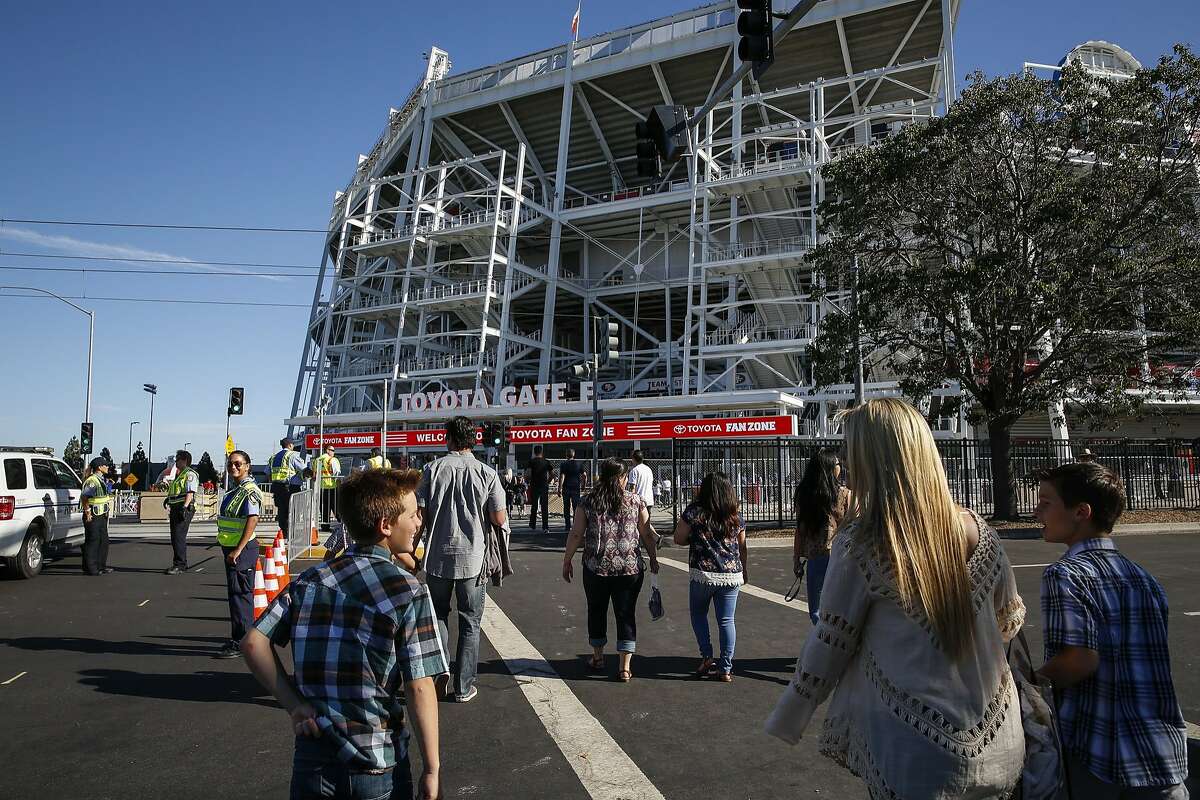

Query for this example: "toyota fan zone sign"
[305,415,798,450]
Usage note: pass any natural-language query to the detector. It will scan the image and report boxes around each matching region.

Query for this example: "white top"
[627,463,655,507]
[765,511,1027,799]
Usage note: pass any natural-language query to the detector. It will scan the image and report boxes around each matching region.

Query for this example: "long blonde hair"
[842,398,974,660]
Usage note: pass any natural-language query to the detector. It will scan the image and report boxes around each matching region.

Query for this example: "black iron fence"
[671,437,1200,528]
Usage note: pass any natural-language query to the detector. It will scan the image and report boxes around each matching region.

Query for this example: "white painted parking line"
[481,600,666,800]
[1012,563,1053,569]
[657,557,809,612]
[138,600,150,607]
[2,671,27,685]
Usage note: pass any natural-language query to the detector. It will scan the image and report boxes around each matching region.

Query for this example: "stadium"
[285,1,1199,470]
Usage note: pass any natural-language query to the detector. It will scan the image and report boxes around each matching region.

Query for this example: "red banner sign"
[306,415,797,450]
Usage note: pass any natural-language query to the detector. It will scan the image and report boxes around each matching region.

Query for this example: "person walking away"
[215,450,263,659]
[243,468,445,800]
[418,416,507,702]
[526,445,554,533]
[627,451,655,510]
[558,449,584,531]
[366,447,392,470]
[318,444,342,524]
[766,398,1026,798]
[1035,462,1188,799]
[500,468,517,511]
[672,472,747,682]
[562,458,659,681]
[513,473,527,515]
[80,457,113,575]
[164,449,199,574]
[792,448,850,625]
[269,437,306,540]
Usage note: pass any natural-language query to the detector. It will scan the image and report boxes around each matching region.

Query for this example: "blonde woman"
[766,398,1026,799]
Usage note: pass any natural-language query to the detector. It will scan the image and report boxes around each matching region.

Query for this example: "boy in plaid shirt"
[1035,462,1188,799]
[244,468,447,800]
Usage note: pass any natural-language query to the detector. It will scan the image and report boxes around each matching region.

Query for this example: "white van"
[0,449,86,578]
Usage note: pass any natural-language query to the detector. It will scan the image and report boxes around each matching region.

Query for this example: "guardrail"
[703,235,813,263]
[562,180,692,210]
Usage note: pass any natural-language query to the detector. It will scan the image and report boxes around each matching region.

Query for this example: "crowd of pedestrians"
[237,400,1190,800]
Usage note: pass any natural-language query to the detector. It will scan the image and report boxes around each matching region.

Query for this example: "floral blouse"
[582,491,646,577]
[681,503,745,587]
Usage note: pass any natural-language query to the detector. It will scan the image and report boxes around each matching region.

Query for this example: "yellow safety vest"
[216,479,261,547]
[166,468,198,506]
[319,455,340,489]
[270,450,296,482]
[82,474,110,515]
[366,456,391,470]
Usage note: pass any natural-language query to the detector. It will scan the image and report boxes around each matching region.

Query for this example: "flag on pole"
[571,2,581,41]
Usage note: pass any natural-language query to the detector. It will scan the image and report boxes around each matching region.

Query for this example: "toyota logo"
[673,424,686,434]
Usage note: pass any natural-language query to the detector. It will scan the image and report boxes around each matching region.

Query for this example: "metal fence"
[671,438,1200,528]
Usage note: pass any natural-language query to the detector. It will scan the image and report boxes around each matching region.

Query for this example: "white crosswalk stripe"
[481,599,666,800]
[656,556,809,612]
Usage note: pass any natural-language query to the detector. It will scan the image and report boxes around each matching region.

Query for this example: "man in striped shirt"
[1036,462,1188,799]
[243,468,447,800]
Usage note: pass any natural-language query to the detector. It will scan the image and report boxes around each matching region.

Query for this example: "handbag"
[1006,629,1066,800]
[784,559,805,602]
[647,573,664,621]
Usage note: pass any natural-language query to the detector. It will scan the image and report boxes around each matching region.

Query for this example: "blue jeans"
[805,555,830,626]
[290,735,413,800]
[425,574,486,698]
[688,581,739,673]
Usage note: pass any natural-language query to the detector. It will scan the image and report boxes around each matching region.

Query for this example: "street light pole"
[0,286,94,421]
[143,384,157,489]
[128,421,140,466]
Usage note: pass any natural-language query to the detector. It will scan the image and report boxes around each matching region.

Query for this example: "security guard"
[80,457,113,575]
[163,449,199,575]
[214,449,262,659]
[268,437,306,540]
[365,446,392,470]
[317,444,341,524]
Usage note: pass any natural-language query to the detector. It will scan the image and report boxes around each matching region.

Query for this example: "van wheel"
[13,524,46,579]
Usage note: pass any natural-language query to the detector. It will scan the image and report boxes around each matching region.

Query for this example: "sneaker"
[164,566,184,575]
[100,567,115,574]
[214,642,241,659]
[454,686,479,703]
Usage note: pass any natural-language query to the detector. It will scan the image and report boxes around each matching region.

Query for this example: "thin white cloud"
[0,227,289,282]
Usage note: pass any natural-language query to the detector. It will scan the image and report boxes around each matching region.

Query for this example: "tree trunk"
[988,419,1018,521]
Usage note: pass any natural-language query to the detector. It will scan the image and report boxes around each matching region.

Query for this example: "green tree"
[809,46,1200,519]
[63,435,84,474]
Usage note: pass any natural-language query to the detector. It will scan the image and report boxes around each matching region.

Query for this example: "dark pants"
[273,485,297,538]
[562,488,581,528]
[582,567,644,653]
[168,504,194,569]
[321,486,338,523]
[222,540,259,643]
[528,486,549,530]
[82,513,109,575]
[425,574,486,698]
[291,734,413,800]
[805,554,830,626]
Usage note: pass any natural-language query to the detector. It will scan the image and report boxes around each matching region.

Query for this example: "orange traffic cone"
[263,545,279,602]
[252,559,268,619]
[275,534,289,590]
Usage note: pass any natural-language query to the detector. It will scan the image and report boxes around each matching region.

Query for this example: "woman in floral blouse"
[672,471,748,682]
[562,458,659,682]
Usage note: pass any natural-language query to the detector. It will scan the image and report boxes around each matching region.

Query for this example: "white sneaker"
[455,686,479,703]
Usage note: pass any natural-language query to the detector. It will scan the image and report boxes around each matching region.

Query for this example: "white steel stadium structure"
[287,0,967,445]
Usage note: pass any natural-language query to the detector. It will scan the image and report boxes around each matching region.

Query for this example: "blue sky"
[0,1,1194,465]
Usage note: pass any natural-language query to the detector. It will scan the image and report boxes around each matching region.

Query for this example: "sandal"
[585,654,605,673]
[616,669,632,683]
[693,658,717,678]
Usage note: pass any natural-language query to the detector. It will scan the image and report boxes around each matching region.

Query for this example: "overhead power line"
[0,264,310,278]
[0,251,325,271]
[0,292,309,308]
[1,217,328,234]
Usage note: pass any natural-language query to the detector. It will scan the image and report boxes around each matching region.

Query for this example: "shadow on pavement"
[0,636,218,658]
[78,668,277,707]
[166,615,229,623]
[520,654,795,685]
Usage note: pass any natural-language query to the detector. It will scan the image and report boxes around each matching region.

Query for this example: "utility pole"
[591,315,602,479]
[143,384,157,490]
[851,256,865,406]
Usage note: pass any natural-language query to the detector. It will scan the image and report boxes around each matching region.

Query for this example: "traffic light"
[737,0,775,80]
[482,421,508,449]
[80,422,94,455]
[598,317,620,367]
[633,105,690,181]
[228,387,245,416]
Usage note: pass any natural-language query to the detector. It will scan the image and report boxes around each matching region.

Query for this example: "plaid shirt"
[1041,538,1188,787]
[254,543,447,771]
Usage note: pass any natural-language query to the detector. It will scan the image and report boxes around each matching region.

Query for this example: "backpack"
[1006,629,1066,800]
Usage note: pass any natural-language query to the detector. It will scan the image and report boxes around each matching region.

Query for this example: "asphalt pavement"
[1,529,1197,799]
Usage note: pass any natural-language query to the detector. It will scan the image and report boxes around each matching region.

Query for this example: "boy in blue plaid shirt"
[244,468,447,800]
[1035,462,1188,799]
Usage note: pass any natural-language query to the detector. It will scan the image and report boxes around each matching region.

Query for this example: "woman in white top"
[766,398,1026,799]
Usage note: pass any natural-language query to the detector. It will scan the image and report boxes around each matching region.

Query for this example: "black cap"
[89,457,108,469]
